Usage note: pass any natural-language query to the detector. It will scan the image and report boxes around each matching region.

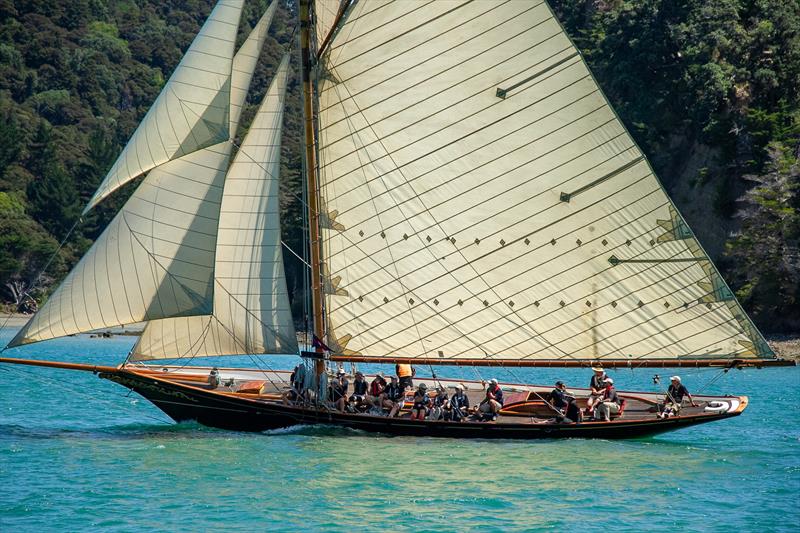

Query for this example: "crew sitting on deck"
[428,385,448,421]
[658,375,698,418]
[349,371,369,411]
[381,375,404,417]
[411,383,432,420]
[449,384,470,422]
[396,363,415,391]
[479,378,504,421]
[367,372,387,409]
[207,367,220,389]
[593,378,621,422]
[330,368,349,412]
[586,366,607,416]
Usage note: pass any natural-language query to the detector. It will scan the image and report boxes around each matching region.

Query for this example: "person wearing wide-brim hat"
[586,366,608,415]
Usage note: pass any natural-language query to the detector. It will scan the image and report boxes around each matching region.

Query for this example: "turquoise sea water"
[1,330,798,532]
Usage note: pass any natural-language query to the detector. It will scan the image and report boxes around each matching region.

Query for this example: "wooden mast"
[299,0,326,379]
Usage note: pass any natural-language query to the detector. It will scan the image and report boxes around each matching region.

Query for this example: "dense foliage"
[553,0,800,331]
[0,0,797,331]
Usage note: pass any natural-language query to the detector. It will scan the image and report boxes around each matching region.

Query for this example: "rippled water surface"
[1,331,798,532]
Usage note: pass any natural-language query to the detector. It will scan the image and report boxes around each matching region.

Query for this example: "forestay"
[84,0,244,213]
[315,0,774,363]
[130,56,297,360]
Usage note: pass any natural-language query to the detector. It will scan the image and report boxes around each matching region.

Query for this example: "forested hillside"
[0,0,797,332]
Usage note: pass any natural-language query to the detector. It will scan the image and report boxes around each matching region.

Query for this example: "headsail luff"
[83,0,245,214]
[315,0,775,364]
[130,55,296,360]
[9,142,233,347]
[230,1,278,137]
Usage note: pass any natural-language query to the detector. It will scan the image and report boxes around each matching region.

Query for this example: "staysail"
[314,0,775,363]
[9,142,232,346]
[83,0,245,213]
[130,55,297,360]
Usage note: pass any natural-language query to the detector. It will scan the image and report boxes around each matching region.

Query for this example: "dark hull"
[102,369,743,439]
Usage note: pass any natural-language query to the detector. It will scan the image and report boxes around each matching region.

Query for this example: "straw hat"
[591,366,604,372]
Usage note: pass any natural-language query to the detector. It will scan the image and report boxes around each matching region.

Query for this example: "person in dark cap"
[411,382,431,420]
[551,381,574,413]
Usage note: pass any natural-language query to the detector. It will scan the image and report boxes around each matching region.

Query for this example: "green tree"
[726,144,800,331]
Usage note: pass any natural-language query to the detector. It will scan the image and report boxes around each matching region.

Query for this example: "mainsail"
[315,0,775,363]
[314,0,345,50]
[84,0,245,213]
[131,55,296,360]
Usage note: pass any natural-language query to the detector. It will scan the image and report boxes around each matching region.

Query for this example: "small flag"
[312,335,331,352]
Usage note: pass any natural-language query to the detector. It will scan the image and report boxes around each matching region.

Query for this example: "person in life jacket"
[449,383,470,422]
[381,375,404,417]
[478,378,504,421]
[396,363,415,391]
[411,383,432,420]
[593,378,621,421]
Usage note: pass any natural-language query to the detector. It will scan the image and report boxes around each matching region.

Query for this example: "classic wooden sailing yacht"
[1,0,794,439]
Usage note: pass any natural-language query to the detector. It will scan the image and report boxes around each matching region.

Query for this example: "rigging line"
[327,0,445,58]
[328,109,622,234]
[323,30,567,143]
[322,102,613,275]
[321,111,618,309]
[330,83,430,359]
[0,216,83,352]
[0,362,174,425]
[322,0,520,100]
[226,133,309,268]
[331,78,580,364]
[320,57,588,187]
[449,222,681,359]
[339,171,657,354]
[328,83,501,360]
[332,178,663,336]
